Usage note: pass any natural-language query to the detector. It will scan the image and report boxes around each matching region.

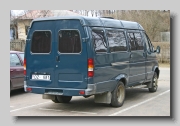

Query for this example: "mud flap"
[94,92,111,104]
[146,82,152,88]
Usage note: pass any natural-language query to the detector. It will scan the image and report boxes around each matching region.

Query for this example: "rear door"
[26,20,87,89]
[54,20,88,89]
[26,21,55,88]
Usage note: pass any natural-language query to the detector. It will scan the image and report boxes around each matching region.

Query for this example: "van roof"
[32,16,144,30]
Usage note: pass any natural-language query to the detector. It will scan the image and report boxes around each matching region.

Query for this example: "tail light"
[26,87,32,92]
[79,90,85,95]
[88,58,94,77]
[24,58,26,75]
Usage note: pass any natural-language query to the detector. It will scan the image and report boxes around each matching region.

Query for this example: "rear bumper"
[24,81,96,96]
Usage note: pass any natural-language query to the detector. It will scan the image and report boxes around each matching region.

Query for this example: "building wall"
[17,20,32,40]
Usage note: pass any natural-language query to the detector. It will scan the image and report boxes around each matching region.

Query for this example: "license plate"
[32,74,50,80]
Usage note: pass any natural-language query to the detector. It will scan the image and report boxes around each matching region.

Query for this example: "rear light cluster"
[88,58,94,77]
[24,58,26,75]
[26,87,32,92]
[79,90,85,95]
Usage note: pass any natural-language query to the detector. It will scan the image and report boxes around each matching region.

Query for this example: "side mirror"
[152,46,155,52]
[156,46,160,54]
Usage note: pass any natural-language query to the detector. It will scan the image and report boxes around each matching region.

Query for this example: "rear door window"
[58,30,81,53]
[31,31,51,53]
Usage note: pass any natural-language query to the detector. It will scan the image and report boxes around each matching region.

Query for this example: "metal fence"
[10,40,25,52]
[152,42,170,63]
[160,32,170,42]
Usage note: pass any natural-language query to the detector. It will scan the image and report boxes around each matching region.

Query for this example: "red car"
[10,51,24,93]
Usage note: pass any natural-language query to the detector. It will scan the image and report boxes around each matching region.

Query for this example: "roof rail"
[100,17,114,19]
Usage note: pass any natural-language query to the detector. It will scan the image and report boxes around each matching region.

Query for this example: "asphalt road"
[10,67,170,116]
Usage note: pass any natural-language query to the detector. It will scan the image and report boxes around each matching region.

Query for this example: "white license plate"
[32,74,50,80]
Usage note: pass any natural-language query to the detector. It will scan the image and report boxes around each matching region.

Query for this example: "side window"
[127,33,136,51]
[10,54,22,66]
[106,30,127,52]
[142,32,151,52]
[31,31,51,53]
[59,30,81,53]
[92,29,107,53]
[134,33,144,50]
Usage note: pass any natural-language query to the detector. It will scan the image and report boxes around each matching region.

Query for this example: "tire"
[56,95,72,103]
[51,96,60,103]
[149,72,158,92]
[111,81,125,107]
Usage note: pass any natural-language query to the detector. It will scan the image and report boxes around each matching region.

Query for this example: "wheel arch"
[115,74,128,87]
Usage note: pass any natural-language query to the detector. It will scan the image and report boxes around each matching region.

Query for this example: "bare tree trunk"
[91,10,94,17]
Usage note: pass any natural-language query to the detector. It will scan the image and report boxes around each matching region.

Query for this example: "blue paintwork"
[24,16,159,96]
[32,16,144,30]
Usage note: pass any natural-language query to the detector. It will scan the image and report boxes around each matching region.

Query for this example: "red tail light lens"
[79,90,85,95]
[26,87,32,92]
[88,58,94,77]
[24,58,26,75]
[88,71,94,77]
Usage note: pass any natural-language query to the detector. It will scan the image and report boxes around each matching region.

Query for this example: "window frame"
[106,28,128,53]
[30,30,52,55]
[58,29,82,54]
[143,32,153,53]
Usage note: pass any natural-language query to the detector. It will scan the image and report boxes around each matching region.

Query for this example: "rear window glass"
[19,53,24,61]
[58,30,81,53]
[31,31,51,53]
[10,54,22,66]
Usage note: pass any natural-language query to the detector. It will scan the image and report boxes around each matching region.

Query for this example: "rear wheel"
[56,96,72,103]
[149,72,158,92]
[111,81,125,107]
[51,96,60,103]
